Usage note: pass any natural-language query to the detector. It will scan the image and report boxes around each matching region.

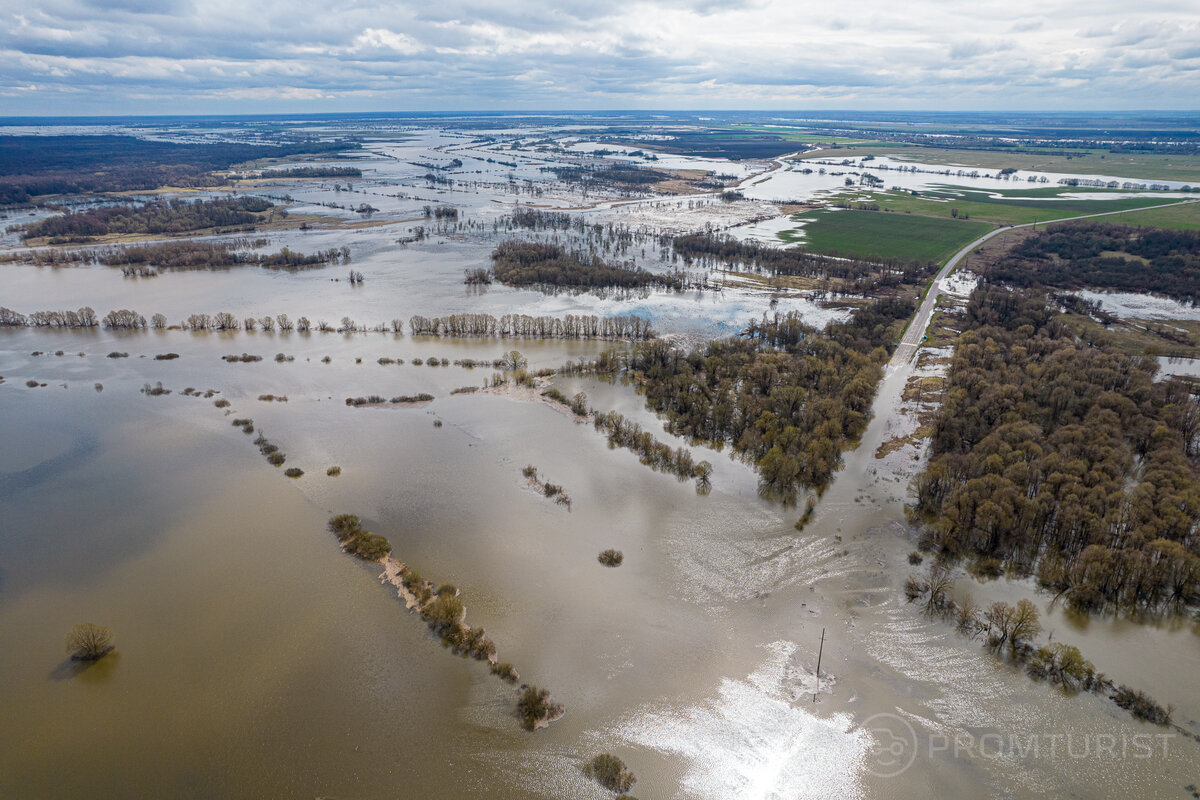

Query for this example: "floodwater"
[1078,289,1199,322]
[2,120,1199,799]
[1160,356,1200,379]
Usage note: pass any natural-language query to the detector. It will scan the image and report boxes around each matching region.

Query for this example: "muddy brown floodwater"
[1,121,1198,799]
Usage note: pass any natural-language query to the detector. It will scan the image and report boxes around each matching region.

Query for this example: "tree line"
[326,513,562,730]
[671,232,938,292]
[409,312,655,340]
[906,563,1176,725]
[1,305,655,341]
[592,410,712,489]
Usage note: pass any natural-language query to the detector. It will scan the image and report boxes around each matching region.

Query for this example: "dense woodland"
[635,131,802,160]
[21,196,273,241]
[914,285,1200,614]
[489,240,681,290]
[0,135,355,203]
[95,240,347,270]
[543,164,672,188]
[259,166,362,179]
[986,222,1200,306]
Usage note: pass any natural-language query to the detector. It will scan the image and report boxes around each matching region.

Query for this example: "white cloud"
[350,28,424,55]
[0,0,1198,112]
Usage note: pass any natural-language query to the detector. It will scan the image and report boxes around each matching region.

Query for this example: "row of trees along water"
[93,240,350,270]
[561,297,915,497]
[408,312,654,340]
[0,239,348,271]
[19,196,274,240]
[913,283,1200,615]
[0,306,655,340]
[906,563,1178,727]
[671,232,940,291]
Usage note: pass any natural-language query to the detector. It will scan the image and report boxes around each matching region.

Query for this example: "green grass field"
[1091,200,1200,230]
[780,209,992,263]
[859,186,1181,226]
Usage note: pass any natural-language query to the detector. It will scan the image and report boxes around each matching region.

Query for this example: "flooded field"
[2,118,1199,799]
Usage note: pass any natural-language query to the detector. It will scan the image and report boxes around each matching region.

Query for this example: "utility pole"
[814,626,826,702]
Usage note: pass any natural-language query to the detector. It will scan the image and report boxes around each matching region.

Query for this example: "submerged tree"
[583,753,637,794]
[66,623,114,661]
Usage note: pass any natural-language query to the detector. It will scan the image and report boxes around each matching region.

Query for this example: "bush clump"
[1111,685,1173,725]
[154,353,179,360]
[583,753,636,794]
[598,549,624,567]
[490,662,519,683]
[345,395,386,406]
[65,622,114,661]
[267,452,286,466]
[327,466,342,476]
[327,513,391,561]
[517,685,564,731]
[284,467,303,478]
[389,393,434,404]
[214,398,230,408]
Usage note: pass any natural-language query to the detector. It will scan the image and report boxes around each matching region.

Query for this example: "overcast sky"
[2,0,1199,115]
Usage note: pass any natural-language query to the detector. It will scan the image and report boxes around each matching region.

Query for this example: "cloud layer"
[2,0,1199,114]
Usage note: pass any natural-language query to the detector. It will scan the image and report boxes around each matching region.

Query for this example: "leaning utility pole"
[814,627,826,702]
